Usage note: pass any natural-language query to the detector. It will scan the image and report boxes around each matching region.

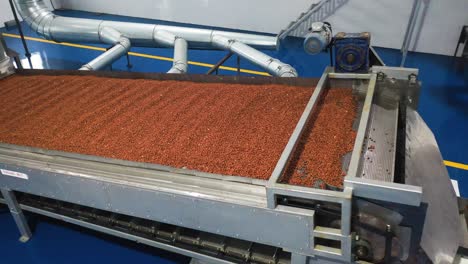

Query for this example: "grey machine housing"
[0,66,464,264]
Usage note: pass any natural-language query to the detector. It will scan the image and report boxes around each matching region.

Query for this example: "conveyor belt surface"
[282,88,357,187]
[0,74,356,186]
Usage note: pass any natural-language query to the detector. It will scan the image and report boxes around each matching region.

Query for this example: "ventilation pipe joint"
[153,29,177,47]
[211,35,298,77]
[266,58,298,78]
[153,30,188,74]
[99,27,124,45]
[80,27,131,71]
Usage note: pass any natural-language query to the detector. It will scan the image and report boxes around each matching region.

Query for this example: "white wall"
[0,1,15,24]
[62,0,315,34]
[413,0,468,56]
[325,0,414,53]
[4,0,468,56]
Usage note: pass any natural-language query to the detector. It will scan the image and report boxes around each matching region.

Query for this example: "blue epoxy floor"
[0,9,467,264]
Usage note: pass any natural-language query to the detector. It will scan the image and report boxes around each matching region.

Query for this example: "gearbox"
[334,32,371,73]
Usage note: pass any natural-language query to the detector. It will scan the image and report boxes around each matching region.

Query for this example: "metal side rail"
[7,192,292,264]
[0,144,316,260]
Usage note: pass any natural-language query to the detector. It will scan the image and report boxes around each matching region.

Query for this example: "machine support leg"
[189,259,209,264]
[384,225,394,263]
[291,253,308,264]
[0,189,32,242]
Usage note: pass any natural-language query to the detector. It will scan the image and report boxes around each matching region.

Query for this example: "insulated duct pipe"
[80,27,131,71]
[14,0,297,77]
[211,35,297,77]
[154,30,188,74]
[167,38,188,74]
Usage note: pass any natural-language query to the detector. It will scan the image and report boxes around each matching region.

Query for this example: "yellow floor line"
[1,33,270,76]
[444,160,468,171]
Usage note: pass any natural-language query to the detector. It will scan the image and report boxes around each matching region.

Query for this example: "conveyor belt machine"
[0,45,466,264]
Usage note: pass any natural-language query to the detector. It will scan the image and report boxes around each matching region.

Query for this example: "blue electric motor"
[334,32,371,73]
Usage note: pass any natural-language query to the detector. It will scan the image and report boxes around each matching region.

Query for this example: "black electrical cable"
[49,0,56,10]
[8,0,32,69]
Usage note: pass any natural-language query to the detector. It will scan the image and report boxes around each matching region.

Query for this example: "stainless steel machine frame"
[0,67,462,264]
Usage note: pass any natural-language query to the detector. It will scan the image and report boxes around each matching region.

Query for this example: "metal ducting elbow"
[14,0,55,38]
[153,30,188,74]
[80,27,131,71]
[211,35,297,77]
